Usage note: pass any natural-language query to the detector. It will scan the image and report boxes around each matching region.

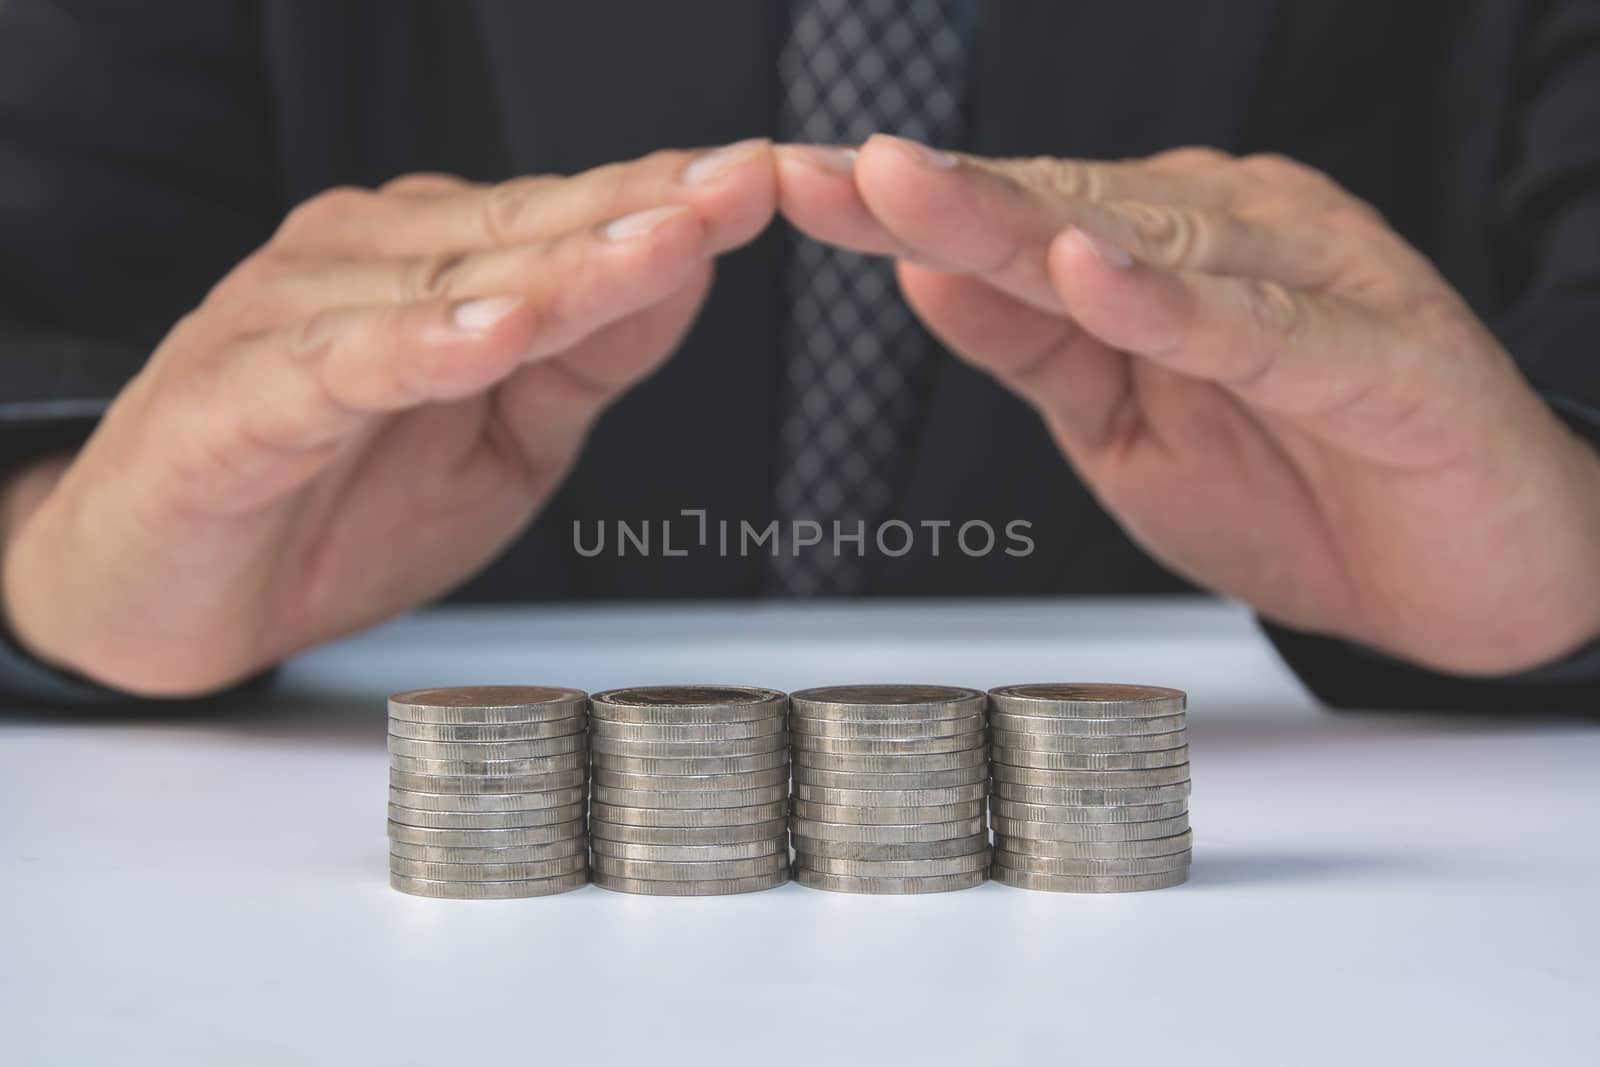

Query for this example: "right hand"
[0,141,777,696]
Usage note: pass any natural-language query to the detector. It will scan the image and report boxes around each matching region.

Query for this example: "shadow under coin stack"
[790,684,991,894]
[588,686,791,895]
[387,686,589,898]
[989,684,1192,892]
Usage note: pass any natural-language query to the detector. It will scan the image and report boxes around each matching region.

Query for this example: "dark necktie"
[769,0,969,597]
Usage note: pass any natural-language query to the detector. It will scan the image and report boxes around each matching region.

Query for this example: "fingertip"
[775,144,854,211]
[776,143,859,178]
[598,204,711,276]
[853,133,914,209]
[681,140,778,251]
[428,296,540,376]
[449,295,524,335]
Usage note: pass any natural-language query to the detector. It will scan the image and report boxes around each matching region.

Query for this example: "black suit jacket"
[0,0,1596,709]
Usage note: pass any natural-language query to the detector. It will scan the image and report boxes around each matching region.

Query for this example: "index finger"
[278,140,778,259]
[781,136,1237,311]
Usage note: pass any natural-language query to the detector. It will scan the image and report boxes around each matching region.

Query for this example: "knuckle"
[1018,156,1099,201]
[583,157,642,216]
[481,175,555,244]
[379,171,469,196]
[205,253,279,305]
[1325,200,1386,232]
[401,252,467,301]
[1119,201,1204,265]
[276,186,375,243]
[1239,153,1343,198]
[1238,152,1303,178]
[1151,145,1233,170]
[1242,279,1307,341]
[288,306,347,362]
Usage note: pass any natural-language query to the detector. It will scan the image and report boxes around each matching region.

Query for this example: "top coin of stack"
[387,686,590,899]
[588,685,791,896]
[988,683,1191,893]
[790,684,991,894]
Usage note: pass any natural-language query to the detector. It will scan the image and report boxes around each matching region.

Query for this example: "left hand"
[778,135,1600,675]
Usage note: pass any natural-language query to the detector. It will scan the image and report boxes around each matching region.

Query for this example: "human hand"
[1,141,776,695]
[778,136,1600,674]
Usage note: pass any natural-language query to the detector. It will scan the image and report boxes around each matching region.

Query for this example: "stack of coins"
[588,686,790,895]
[387,686,590,899]
[988,683,1191,892]
[790,684,990,894]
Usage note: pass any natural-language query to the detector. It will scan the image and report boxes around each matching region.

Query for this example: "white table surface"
[2,597,1597,1066]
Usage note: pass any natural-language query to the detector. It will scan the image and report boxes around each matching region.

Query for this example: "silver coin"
[388,786,584,813]
[992,867,1190,893]
[794,850,990,877]
[590,734,789,759]
[790,684,985,721]
[789,714,985,740]
[598,749,789,776]
[794,747,986,773]
[590,852,788,882]
[590,766,789,792]
[590,838,785,862]
[387,820,586,848]
[589,817,788,846]
[991,814,1190,842]
[389,766,586,794]
[991,780,1191,806]
[991,763,1190,789]
[793,869,986,895]
[791,765,988,791]
[793,783,988,807]
[389,755,588,782]
[590,799,789,828]
[388,685,586,725]
[989,683,1185,719]
[791,732,986,757]
[390,853,587,881]
[591,870,788,896]
[589,684,787,724]
[388,717,586,742]
[789,816,986,844]
[994,830,1193,860]
[994,849,1192,876]
[792,834,989,861]
[391,741,584,772]
[989,729,1188,754]
[990,711,1185,737]
[991,745,1189,771]
[390,838,587,864]
[387,755,588,780]
[390,871,588,898]
[387,803,586,830]
[791,800,987,825]
[590,784,788,810]
[388,773,589,801]
[387,735,586,761]
[989,799,1189,824]
[591,717,785,743]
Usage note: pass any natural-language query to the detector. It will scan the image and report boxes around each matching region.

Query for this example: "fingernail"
[779,143,858,174]
[682,138,767,185]
[451,296,523,333]
[1070,227,1134,269]
[603,205,687,241]
[877,133,958,170]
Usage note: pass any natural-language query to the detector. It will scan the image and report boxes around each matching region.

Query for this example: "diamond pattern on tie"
[769,0,967,597]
